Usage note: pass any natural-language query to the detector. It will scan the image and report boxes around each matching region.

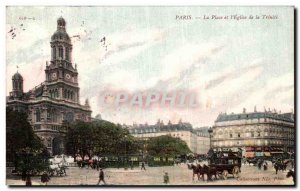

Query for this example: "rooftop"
[215,111,294,123]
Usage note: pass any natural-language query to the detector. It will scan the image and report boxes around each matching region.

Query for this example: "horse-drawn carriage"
[207,149,242,179]
[188,149,242,181]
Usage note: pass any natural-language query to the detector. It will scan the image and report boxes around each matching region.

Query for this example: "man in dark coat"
[41,171,50,185]
[97,169,106,185]
[25,175,32,186]
[141,162,146,170]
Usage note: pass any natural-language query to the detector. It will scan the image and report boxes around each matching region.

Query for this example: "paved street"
[7,162,294,186]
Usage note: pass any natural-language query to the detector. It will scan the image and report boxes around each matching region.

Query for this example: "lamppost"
[208,127,213,149]
[124,135,127,170]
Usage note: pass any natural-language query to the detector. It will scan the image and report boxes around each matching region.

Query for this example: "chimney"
[254,105,257,112]
[243,108,246,113]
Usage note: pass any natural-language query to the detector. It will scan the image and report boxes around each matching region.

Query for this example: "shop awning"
[244,152,255,158]
[264,152,271,157]
[271,152,284,154]
[255,152,264,157]
[245,147,254,152]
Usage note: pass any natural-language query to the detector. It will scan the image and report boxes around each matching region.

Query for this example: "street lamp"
[124,135,128,170]
[208,127,213,149]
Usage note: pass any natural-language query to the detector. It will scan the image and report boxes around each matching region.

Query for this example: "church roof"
[57,16,66,26]
[12,72,23,80]
[51,17,71,43]
[51,30,71,43]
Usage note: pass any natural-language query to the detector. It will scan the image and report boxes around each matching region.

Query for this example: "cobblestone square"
[7,162,294,186]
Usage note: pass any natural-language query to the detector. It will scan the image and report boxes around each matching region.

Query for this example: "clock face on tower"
[65,73,71,80]
[51,72,57,80]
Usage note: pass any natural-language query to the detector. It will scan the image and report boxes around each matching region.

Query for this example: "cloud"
[229,72,294,113]
[76,27,169,105]
[97,27,166,65]
[265,85,294,99]
[159,42,226,81]
[205,62,263,90]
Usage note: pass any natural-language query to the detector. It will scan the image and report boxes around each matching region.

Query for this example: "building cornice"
[7,98,91,112]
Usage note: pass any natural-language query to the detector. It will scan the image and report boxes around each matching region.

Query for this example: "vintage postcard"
[6,6,295,186]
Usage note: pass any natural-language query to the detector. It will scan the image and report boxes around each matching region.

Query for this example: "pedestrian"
[41,171,50,185]
[141,162,146,171]
[263,161,268,171]
[257,159,262,170]
[163,172,169,184]
[97,168,106,185]
[97,160,100,171]
[25,175,32,186]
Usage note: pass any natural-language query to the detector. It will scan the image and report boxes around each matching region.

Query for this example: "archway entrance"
[52,136,65,155]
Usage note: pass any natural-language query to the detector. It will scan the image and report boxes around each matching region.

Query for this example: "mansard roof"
[215,112,294,123]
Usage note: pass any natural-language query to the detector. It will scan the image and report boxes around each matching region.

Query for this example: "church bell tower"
[44,17,80,104]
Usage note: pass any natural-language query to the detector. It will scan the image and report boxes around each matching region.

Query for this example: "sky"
[6,6,294,127]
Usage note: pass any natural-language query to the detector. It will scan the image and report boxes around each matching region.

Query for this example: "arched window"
[52,47,56,60]
[52,111,58,122]
[36,110,41,122]
[66,47,69,61]
[55,89,58,97]
[58,46,64,59]
[54,113,58,122]
[47,138,52,147]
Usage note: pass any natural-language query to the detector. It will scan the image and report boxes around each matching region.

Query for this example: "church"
[6,17,92,155]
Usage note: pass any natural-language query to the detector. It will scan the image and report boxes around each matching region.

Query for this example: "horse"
[274,162,287,174]
[286,170,295,184]
[187,164,201,181]
[284,159,294,170]
[246,158,257,166]
[202,164,219,181]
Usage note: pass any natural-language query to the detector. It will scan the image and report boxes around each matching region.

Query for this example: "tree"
[146,135,191,156]
[65,121,93,161]
[6,108,49,180]
[65,120,140,160]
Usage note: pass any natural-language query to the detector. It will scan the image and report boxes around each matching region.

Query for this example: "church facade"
[6,17,92,155]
